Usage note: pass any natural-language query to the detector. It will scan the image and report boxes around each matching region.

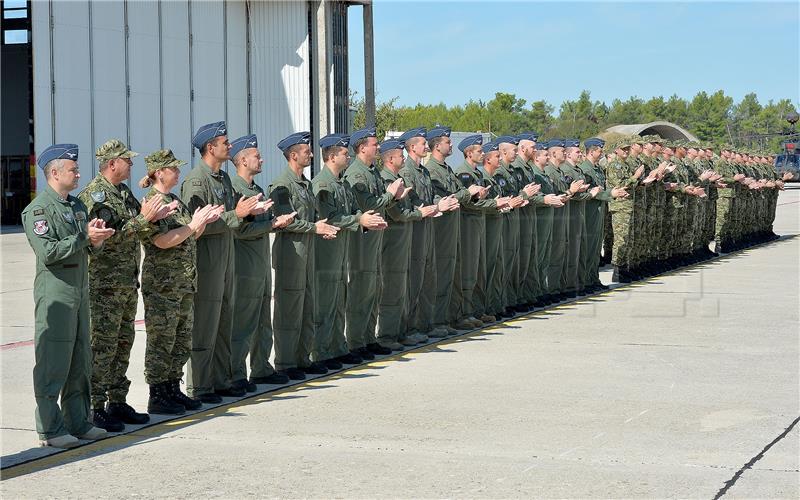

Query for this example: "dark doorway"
[1,0,33,226]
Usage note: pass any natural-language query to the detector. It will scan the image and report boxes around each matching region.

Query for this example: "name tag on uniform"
[75,211,87,221]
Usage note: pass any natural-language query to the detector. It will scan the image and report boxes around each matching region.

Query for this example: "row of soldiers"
[602,135,789,282]
[23,122,787,449]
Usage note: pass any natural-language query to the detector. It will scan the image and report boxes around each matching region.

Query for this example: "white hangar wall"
[31,0,316,198]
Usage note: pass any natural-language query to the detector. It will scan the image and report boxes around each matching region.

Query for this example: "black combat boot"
[168,379,202,410]
[92,408,125,432]
[148,383,186,415]
[107,402,150,425]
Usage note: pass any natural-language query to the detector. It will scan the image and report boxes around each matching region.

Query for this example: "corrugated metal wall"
[32,0,314,197]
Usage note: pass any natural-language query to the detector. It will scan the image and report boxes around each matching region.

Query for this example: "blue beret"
[495,135,519,146]
[548,139,566,148]
[229,134,258,160]
[564,139,580,148]
[399,127,427,142]
[481,141,499,153]
[38,143,79,170]
[350,127,376,145]
[458,134,483,152]
[277,131,311,152]
[379,139,405,154]
[320,133,349,149]
[517,131,539,142]
[427,126,451,140]
[583,138,605,149]
[192,121,227,150]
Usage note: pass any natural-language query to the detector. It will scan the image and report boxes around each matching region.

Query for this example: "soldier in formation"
[24,126,787,447]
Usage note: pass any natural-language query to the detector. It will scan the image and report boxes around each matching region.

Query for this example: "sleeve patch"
[33,209,44,216]
[32,219,49,235]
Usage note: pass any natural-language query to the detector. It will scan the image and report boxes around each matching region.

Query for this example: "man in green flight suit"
[78,139,172,431]
[23,144,115,448]
[511,133,545,309]
[229,134,295,392]
[454,135,509,324]
[561,139,597,296]
[269,132,340,380]
[377,138,437,348]
[313,133,389,363]
[399,128,459,338]
[578,137,627,291]
[343,128,407,357]
[180,121,264,402]
[425,126,486,332]
[530,143,565,304]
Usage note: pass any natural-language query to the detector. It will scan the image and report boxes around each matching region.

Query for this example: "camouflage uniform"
[606,151,639,274]
[78,140,155,409]
[140,186,196,386]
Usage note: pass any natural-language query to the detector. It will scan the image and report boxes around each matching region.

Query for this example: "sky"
[347,1,800,110]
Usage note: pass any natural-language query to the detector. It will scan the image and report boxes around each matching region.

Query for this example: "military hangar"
[0,0,375,224]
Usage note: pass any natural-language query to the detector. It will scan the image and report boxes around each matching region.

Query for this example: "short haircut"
[587,145,602,154]
[322,145,346,162]
[98,160,112,172]
[405,136,425,151]
[283,143,305,161]
[427,136,447,151]
[43,159,64,180]
[353,137,372,154]
[463,144,481,157]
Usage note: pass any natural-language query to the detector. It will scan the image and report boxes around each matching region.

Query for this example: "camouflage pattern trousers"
[142,290,194,385]
[89,286,137,408]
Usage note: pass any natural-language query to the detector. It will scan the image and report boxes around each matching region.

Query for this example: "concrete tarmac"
[1,188,798,498]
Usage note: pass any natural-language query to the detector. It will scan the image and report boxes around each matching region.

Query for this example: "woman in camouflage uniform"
[138,150,222,414]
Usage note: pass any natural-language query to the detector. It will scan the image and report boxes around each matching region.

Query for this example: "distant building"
[604,121,699,141]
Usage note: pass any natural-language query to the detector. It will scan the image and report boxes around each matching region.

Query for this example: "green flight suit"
[495,162,522,308]
[268,166,318,371]
[560,160,590,292]
[230,174,278,382]
[180,160,242,396]
[426,156,473,326]
[78,174,155,409]
[378,168,422,343]
[481,169,506,316]
[399,156,436,334]
[531,165,556,297]
[455,161,498,318]
[511,157,541,304]
[23,185,96,440]
[343,158,395,349]
[578,159,611,288]
[312,166,362,361]
[544,162,570,293]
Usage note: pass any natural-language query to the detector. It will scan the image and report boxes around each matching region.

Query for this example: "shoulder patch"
[192,180,202,187]
[91,191,106,203]
[33,208,44,216]
[32,219,49,235]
